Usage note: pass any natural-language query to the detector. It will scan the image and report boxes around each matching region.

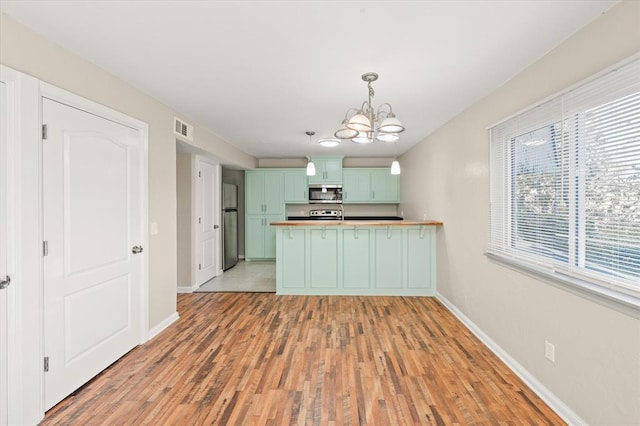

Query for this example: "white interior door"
[0,79,10,426]
[196,158,220,285]
[42,97,143,410]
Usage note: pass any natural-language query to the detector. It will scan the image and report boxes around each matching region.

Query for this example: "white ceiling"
[1,1,618,159]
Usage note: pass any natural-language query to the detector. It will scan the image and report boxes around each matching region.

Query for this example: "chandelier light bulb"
[379,116,405,133]
[346,113,373,132]
[352,132,373,144]
[376,133,399,143]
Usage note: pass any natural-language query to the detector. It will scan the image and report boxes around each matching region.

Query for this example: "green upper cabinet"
[370,169,399,202]
[342,169,371,202]
[342,168,399,203]
[283,169,308,203]
[246,170,284,214]
[308,156,343,184]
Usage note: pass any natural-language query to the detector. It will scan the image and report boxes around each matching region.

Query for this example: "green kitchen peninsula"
[271,220,442,296]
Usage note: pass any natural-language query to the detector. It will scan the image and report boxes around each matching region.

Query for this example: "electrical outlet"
[422,212,427,220]
[150,222,158,235]
[545,340,555,362]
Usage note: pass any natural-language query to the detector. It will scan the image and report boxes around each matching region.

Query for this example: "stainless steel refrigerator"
[222,183,238,270]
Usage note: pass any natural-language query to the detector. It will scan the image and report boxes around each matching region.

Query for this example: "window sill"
[485,252,640,318]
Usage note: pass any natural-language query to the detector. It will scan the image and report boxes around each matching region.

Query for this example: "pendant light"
[390,136,401,175]
[390,160,401,175]
[305,131,316,176]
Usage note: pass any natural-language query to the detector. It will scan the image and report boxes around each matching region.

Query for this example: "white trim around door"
[0,64,149,424]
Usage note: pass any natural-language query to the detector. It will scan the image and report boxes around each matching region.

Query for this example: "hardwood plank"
[42,294,565,425]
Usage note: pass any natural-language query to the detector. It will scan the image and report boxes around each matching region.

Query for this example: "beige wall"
[400,2,640,424]
[0,13,255,328]
[176,153,193,287]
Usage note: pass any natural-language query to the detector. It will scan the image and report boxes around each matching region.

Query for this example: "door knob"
[214,225,219,229]
[0,275,10,290]
[132,245,144,254]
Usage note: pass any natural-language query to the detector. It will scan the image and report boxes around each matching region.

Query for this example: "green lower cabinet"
[406,228,434,289]
[309,228,339,288]
[246,214,282,260]
[279,228,306,288]
[374,228,403,289]
[342,228,371,288]
[275,225,437,295]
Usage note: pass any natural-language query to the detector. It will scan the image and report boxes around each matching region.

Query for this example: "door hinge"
[198,217,201,224]
[198,171,201,178]
[42,124,48,140]
[43,241,49,256]
[198,264,202,270]
[44,356,49,372]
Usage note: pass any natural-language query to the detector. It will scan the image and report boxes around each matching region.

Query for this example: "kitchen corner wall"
[176,153,193,287]
[0,13,255,329]
[399,1,640,424]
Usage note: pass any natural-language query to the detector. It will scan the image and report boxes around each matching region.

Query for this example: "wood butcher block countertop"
[271,220,443,226]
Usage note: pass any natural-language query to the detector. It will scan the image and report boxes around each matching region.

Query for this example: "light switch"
[150,222,158,235]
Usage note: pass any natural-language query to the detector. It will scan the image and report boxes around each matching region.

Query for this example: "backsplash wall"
[286,203,399,217]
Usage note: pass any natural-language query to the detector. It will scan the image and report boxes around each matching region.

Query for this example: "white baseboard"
[238,254,245,260]
[146,312,179,342]
[177,283,198,293]
[436,292,585,426]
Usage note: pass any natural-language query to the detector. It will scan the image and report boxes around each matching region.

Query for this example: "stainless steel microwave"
[308,184,343,204]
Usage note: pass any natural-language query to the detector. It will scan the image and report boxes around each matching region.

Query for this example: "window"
[489,57,640,308]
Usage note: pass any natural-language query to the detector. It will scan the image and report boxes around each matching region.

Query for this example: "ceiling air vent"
[173,117,194,141]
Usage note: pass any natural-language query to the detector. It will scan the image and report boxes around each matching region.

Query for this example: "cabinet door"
[343,169,371,203]
[283,170,308,203]
[406,228,433,289]
[263,172,284,214]
[323,158,343,184]
[342,228,371,288]
[279,228,306,288]
[245,215,265,258]
[309,228,339,288]
[263,215,281,258]
[371,170,399,202]
[308,157,343,184]
[245,172,264,214]
[374,228,403,288]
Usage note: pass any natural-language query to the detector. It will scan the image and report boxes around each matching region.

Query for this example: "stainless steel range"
[309,209,343,220]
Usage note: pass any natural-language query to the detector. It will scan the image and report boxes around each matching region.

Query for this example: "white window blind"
[489,57,640,308]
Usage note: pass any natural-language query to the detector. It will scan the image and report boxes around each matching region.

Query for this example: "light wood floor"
[43,294,564,425]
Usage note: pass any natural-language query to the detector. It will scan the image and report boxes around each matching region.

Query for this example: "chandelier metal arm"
[376,103,394,120]
[339,107,357,121]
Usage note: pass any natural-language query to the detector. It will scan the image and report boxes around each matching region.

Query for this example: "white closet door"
[196,158,220,285]
[42,98,144,410]
[0,78,10,426]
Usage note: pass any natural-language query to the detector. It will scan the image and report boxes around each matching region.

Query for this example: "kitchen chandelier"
[334,72,405,144]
